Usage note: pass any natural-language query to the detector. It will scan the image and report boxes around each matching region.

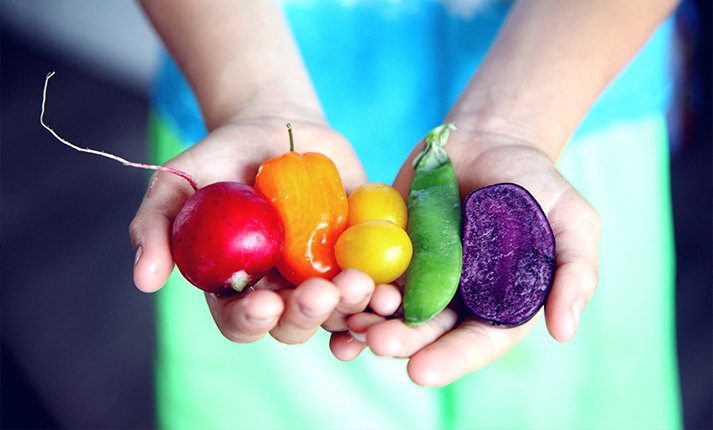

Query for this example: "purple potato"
[459,183,555,326]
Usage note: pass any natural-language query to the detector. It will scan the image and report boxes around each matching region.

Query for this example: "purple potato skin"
[459,183,555,327]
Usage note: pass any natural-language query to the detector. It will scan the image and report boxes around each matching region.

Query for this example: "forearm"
[447,0,680,161]
[139,0,323,131]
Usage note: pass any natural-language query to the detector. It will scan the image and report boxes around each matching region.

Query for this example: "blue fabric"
[152,1,673,184]
[152,54,207,145]
[285,1,509,183]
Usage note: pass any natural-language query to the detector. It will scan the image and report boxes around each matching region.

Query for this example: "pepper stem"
[286,123,295,152]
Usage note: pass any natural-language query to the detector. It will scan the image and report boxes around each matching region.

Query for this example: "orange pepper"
[254,125,348,285]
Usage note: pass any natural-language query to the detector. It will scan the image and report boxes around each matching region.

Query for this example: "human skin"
[132,0,370,345]
[130,0,680,383]
[334,0,681,386]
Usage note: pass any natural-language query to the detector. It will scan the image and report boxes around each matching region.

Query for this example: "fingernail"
[340,294,368,308]
[299,305,330,320]
[571,299,582,333]
[349,329,366,344]
[247,315,277,326]
[134,246,143,268]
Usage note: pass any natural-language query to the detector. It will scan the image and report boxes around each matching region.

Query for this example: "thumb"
[129,171,194,292]
[392,141,424,200]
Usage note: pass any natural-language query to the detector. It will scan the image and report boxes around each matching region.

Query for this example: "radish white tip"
[229,270,251,292]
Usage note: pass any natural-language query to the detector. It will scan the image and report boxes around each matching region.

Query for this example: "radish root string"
[40,71,199,191]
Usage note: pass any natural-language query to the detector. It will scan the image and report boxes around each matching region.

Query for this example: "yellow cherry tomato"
[347,182,407,229]
[334,220,413,284]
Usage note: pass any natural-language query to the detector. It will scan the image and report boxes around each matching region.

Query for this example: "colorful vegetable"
[402,124,462,327]
[41,73,286,295]
[346,182,408,229]
[459,183,555,326]
[254,125,348,285]
[335,220,412,284]
[171,182,285,295]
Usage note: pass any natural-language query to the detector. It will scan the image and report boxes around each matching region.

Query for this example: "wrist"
[217,83,326,130]
[143,0,325,131]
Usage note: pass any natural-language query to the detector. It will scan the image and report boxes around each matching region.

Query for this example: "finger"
[269,277,341,345]
[406,315,539,387]
[321,269,375,332]
[346,311,387,343]
[369,283,402,316]
[391,141,423,201]
[206,288,285,343]
[129,171,194,292]
[544,195,601,342]
[358,308,460,358]
[329,331,367,362]
[545,259,599,342]
[205,268,292,344]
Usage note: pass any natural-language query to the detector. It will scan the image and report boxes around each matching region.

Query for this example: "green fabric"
[147,110,186,168]
[150,111,681,429]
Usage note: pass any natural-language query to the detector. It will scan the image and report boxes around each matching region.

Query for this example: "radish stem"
[40,71,199,191]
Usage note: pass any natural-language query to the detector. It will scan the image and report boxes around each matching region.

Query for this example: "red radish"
[40,72,285,294]
[171,182,284,294]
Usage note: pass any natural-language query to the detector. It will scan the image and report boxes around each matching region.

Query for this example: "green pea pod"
[403,124,462,327]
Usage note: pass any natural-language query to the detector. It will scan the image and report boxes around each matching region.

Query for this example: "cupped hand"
[128,117,369,345]
[334,126,602,386]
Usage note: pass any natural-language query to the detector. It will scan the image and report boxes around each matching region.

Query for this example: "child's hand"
[206,268,378,344]
[332,126,601,386]
[328,281,403,360]
[129,118,368,345]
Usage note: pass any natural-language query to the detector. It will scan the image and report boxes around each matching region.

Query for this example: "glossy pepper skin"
[254,125,348,285]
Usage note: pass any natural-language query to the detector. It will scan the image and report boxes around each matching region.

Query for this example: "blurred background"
[1,0,710,429]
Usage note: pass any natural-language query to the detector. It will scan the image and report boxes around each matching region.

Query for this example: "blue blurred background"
[1,0,710,428]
